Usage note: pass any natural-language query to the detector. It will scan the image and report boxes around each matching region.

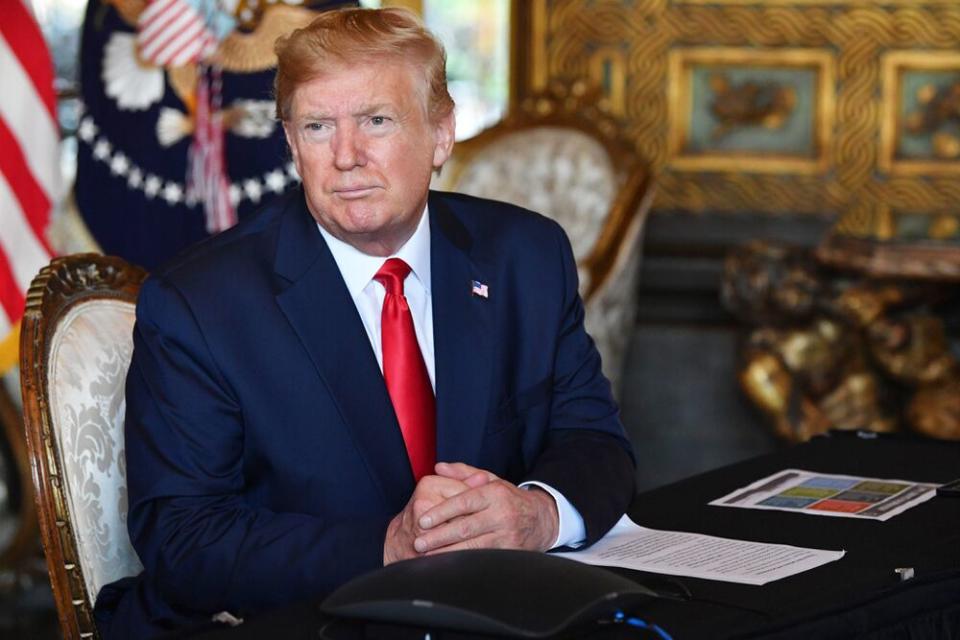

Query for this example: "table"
[194,431,960,639]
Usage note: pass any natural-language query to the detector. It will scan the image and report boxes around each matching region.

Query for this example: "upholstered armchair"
[432,80,654,394]
[19,254,147,640]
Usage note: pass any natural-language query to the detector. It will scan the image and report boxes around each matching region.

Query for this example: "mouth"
[334,186,380,200]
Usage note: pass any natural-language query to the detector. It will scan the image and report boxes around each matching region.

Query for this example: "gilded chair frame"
[441,80,654,301]
[19,254,147,640]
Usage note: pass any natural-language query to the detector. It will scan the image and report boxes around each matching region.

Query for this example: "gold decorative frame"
[19,254,147,640]
[511,1,960,227]
[880,50,960,176]
[667,47,835,174]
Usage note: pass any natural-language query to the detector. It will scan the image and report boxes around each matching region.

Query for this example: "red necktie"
[374,258,436,481]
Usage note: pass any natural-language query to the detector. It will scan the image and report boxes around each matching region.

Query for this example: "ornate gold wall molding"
[512,1,960,237]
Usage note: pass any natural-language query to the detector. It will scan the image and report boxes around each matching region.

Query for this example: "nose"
[332,124,366,171]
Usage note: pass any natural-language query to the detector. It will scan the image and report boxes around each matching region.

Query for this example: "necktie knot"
[374,258,412,295]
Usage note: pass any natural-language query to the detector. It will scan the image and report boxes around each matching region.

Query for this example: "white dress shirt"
[317,207,585,549]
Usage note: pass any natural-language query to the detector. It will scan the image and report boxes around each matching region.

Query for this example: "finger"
[411,497,434,519]
[463,471,492,489]
[414,512,496,553]
[422,532,502,556]
[414,475,472,500]
[409,478,471,522]
[418,485,491,530]
[434,462,497,483]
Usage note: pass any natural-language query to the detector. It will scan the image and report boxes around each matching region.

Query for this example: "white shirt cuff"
[519,481,586,550]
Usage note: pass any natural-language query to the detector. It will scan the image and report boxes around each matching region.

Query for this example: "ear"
[431,110,456,169]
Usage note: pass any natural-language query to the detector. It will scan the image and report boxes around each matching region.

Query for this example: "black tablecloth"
[194,431,960,639]
[614,430,960,639]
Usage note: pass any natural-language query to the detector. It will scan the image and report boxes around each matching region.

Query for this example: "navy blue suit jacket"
[95,189,635,638]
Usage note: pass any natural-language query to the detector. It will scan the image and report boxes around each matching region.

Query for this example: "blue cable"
[613,610,674,640]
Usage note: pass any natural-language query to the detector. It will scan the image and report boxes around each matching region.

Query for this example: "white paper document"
[709,469,939,521]
[554,515,844,586]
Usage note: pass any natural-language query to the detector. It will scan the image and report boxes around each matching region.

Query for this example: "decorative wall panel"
[667,47,834,174]
[512,0,960,242]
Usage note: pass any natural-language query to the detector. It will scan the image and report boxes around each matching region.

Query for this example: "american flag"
[136,0,221,67]
[471,280,489,298]
[0,0,58,373]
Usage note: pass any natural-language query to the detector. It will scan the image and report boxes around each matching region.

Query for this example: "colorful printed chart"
[710,469,940,521]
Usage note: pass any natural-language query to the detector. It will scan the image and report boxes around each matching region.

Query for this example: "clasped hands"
[383,462,559,565]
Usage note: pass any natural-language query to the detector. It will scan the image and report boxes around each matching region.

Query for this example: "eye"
[370,116,387,126]
[305,122,327,131]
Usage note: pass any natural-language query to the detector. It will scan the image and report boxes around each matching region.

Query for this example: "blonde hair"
[274,7,454,123]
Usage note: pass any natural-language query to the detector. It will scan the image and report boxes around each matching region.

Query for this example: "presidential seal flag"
[0,0,59,374]
[75,0,354,270]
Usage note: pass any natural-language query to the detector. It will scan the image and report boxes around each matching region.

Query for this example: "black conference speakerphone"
[320,549,663,638]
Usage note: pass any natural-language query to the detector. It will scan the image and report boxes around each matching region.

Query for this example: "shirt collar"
[316,205,432,298]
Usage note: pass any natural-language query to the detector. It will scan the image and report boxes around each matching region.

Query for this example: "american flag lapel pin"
[471,280,489,298]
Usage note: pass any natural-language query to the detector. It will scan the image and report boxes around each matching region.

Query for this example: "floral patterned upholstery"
[445,128,617,263]
[581,210,648,395]
[46,299,142,606]
[434,111,652,394]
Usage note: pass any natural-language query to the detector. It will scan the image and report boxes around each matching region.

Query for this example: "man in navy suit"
[95,7,635,638]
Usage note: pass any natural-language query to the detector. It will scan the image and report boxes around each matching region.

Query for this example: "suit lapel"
[430,194,495,466]
[273,194,414,509]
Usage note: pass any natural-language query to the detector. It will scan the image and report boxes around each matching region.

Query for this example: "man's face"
[283,61,455,256]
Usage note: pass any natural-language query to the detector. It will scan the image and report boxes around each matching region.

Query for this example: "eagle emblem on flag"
[76,0,354,269]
